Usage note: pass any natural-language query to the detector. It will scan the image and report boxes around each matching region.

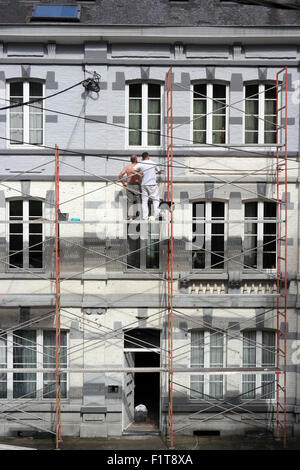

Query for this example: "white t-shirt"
[134,160,161,186]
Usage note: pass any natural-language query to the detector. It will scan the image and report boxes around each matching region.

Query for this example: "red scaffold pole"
[55,144,62,449]
[166,67,174,448]
[276,67,288,448]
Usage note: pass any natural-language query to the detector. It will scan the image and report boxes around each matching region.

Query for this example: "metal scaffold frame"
[0,65,291,449]
[276,66,288,447]
[166,67,174,448]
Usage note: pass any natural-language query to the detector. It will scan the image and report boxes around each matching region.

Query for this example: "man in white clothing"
[134,152,162,220]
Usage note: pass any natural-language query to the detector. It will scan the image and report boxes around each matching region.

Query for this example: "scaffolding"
[0,66,290,449]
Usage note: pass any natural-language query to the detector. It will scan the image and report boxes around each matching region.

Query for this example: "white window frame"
[6,80,45,148]
[6,198,44,272]
[191,82,229,148]
[0,329,68,401]
[242,200,277,272]
[189,330,226,400]
[241,330,276,401]
[243,82,277,146]
[125,82,163,149]
[191,200,227,271]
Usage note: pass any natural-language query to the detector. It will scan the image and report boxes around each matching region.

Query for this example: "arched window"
[127,82,161,147]
[8,80,44,145]
[244,83,276,144]
[193,83,228,145]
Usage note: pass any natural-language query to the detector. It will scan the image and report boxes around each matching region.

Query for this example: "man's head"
[130,155,138,164]
[142,152,149,160]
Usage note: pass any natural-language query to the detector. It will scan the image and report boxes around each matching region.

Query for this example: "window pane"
[194,100,206,115]
[245,132,258,144]
[245,100,258,115]
[213,85,226,99]
[29,200,42,218]
[148,100,160,114]
[193,131,206,144]
[148,84,160,98]
[194,84,206,99]
[29,82,42,97]
[212,131,226,144]
[148,115,160,130]
[129,84,142,98]
[129,115,142,129]
[129,99,142,114]
[10,200,23,219]
[148,132,160,146]
[129,130,141,146]
[245,84,259,99]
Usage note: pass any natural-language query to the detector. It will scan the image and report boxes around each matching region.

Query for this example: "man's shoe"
[148,216,155,221]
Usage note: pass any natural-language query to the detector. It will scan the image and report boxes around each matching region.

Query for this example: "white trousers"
[141,184,160,219]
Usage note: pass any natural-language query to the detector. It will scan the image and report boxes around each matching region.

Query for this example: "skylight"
[31,5,81,21]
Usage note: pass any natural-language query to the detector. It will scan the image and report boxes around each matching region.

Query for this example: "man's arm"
[118,168,127,187]
[132,163,143,177]
[155,165,162,175]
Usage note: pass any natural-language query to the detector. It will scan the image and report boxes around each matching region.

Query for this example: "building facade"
[0,0,299,439]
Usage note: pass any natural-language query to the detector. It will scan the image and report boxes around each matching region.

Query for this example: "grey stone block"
[80,423,107,438]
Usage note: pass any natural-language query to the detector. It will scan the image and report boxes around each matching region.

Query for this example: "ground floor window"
[0,329,68,399]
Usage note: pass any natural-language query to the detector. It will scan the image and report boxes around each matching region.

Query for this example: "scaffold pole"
[55,144,62,449]
[166,67,174,448]
[276,66,288,448]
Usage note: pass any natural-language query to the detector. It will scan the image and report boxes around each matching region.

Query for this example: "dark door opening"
[134,352,160,428]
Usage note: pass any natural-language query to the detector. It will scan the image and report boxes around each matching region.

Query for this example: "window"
[244,201,276,270]
[190,330,224,400]
[127,217,160,270]
[9,81,43,145]
[128,83,161,147]
[192,201,225,270]
[8,199,43,269]
[244,83,277,144]
[242,330,276,399]
[0,329,68,400]
[193,83,227,145]
[31,5,81,21]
